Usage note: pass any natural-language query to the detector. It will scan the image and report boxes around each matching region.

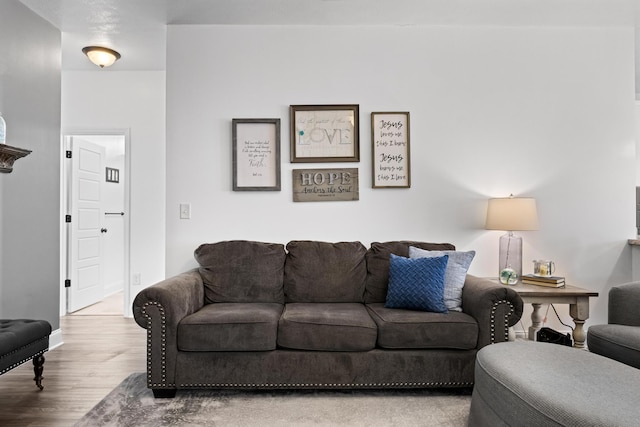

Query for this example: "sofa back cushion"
[284,241,367,303]
[195,240,286,304]
[364,241,456,303]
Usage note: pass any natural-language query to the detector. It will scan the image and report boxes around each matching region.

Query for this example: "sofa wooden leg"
[32,354,45,390]
[152,388,177,398]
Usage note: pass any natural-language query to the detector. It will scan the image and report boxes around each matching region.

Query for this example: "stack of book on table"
[522,274,566,287]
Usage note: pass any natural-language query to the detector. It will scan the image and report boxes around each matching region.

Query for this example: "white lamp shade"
[485,197,539,231]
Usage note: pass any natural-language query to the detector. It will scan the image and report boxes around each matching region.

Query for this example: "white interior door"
[68,138,106,312]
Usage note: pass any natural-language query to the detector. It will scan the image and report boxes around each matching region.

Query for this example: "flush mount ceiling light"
[82,46,121,68]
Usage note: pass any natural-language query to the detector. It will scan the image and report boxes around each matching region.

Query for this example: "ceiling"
[17,0,640,76]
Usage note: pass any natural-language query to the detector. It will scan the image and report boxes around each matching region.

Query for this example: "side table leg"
[573,320,586,349]
[570,298,590,349]
[528,303,544,340]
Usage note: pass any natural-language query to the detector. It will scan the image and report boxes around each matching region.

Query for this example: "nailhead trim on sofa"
[140,301,175,388]
[490,300,515,343]
[178,381,474,388]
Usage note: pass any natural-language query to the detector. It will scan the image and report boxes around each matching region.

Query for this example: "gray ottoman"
[468,341,640,427]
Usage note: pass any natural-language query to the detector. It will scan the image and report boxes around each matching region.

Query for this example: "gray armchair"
[587,281,640,369]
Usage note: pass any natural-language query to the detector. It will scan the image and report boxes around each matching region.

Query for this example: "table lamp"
[485,195,539,284]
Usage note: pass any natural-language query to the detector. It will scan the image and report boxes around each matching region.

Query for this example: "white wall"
[166,24,636,330]
[0,1,61,330]
[62,71,166,315]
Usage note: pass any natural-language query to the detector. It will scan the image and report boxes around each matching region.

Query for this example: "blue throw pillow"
[384,254,449,313]
[409,247,476,313]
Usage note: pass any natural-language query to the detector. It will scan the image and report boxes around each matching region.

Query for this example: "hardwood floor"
[0,315,146,426]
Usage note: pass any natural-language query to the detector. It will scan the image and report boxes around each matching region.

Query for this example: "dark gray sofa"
[133,240,524,398]
[587,281,640,369]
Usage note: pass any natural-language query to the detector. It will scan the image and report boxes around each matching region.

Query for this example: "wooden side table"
[513,282,598,348]
[487,279,599,348]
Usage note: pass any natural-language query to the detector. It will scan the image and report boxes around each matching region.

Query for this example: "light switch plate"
[180,203,191,219]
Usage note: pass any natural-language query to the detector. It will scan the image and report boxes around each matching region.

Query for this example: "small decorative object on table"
[532,259,555,277]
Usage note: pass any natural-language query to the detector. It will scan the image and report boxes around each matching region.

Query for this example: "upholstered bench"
[468,341,640,427]
[0,319,52,390]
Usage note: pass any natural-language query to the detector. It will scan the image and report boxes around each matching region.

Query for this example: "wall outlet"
[180,203,191,219]
[132,273,141,286]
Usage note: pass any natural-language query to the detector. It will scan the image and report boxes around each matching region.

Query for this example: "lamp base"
[498,232,522,285]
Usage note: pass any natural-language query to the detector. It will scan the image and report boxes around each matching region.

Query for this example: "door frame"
[60,129,131,316]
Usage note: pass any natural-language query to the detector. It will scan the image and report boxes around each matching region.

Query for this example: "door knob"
[101,228,108,233]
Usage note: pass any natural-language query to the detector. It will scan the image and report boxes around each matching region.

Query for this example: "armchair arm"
[132,268,204,390]
[462,275,523,349]
[608,281,640,326]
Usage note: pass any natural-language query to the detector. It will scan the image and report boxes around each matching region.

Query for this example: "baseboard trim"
[49,328,64,350]
[513,328,573,341]
[514,330,527,340]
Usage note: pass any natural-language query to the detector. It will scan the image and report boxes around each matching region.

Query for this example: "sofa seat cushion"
[277,303,377,351]
[178,303,283,351]
[366,303,478,350]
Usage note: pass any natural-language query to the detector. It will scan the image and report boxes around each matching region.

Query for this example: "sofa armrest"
[132,268,204,390]
[462,275,523,349]
[609,281,640,326]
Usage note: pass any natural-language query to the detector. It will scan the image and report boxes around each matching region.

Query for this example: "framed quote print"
[290,104,359,163]
[292,168,359,202]
[232,118,281,191]
[371,112,410,188]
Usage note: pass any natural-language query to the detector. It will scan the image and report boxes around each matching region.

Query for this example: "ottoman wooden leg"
[33,354,45,390]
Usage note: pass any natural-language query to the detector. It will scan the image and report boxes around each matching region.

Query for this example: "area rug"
[74,373,472,426]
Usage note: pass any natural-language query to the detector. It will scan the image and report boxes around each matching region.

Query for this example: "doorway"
[61,131,130,316]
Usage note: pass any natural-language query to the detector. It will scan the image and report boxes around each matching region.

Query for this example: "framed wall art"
[232,118,281,191]
[292,168,359,202]
[290,104,359,163]
[371,112,410,188]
